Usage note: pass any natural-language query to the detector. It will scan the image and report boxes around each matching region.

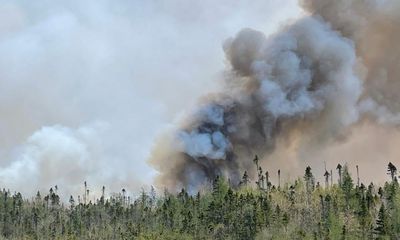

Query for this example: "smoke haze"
[0,0,301,197]
[3,0,400,197]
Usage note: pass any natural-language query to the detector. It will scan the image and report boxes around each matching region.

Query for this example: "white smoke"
[1,124,102,196]
[179,130,231,160]
[0,0,302,197]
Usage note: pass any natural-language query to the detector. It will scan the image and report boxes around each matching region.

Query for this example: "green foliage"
[375,204,389,239]
[304,166,315,193]
[0,164,399,239]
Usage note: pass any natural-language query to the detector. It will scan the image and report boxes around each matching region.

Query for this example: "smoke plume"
[0,0,301,198]
[150,0,400,190]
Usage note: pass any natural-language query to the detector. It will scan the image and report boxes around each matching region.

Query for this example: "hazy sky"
[0,0,302,197]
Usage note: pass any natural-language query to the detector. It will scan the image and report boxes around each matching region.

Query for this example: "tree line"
[0,159,399,239]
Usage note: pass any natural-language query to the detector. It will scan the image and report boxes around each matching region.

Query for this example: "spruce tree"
[341,164,354,208]
[388,162,397,181]
[304,166,315,193]
[241,171,250,186]
[375,204,389,238]
[337,164,343,186]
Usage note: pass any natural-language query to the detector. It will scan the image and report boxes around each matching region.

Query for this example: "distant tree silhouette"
[387,162,397,181]
[240,171,250,186]
[265,171,270,191]
[253,155,259,170]
[336,164,343,186]
[324,170,330,189]
[278,169,281,189]
[304,166,315,193]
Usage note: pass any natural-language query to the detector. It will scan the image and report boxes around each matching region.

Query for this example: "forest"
[0,159,399,240]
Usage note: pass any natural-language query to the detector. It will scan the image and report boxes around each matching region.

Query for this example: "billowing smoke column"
[150,14,364,190]
[301,0,400,124]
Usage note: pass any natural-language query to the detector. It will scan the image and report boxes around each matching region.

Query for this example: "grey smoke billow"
[0,0,301,198]
[151,0,400,190]
[150,15,364,190]
[301,0,400,125]
[3,0,400,197]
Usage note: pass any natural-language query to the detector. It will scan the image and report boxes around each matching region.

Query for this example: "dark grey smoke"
[150,16,363,190]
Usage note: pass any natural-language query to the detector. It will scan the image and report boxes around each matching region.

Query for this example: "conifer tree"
[241,171,250,186]
[324,170,330,189]
[375,204,389,238]
[265,171,270,191]
[388,162,397,181]
[304,166,315,193]
[278,169,281,189]
[341,164,354,208]
[356,165,360,187]
[337,164,343,186]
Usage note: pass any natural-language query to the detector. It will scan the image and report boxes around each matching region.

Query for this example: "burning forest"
[2,0,400,239]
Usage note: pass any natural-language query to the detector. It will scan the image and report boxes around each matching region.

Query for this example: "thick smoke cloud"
[0,0,301,197]
[301,0,400,124]
[151,0,400,190]
[5,0,400,196]
[150,16,363,190]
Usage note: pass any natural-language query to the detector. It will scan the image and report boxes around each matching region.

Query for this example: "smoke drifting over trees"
[1,0,400,196]
[150,0,400,190]
[0,0,300,197]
